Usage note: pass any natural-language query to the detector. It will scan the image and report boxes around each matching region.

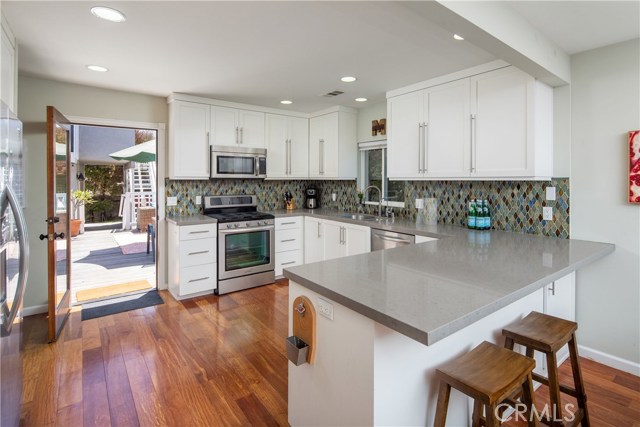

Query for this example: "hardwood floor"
[20,280,639,426]
[20,281,289,427]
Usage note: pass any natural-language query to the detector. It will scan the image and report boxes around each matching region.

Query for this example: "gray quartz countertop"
[165,214,217,226]
[279,209,614,346]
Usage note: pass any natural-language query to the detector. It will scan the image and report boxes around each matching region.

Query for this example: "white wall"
[18,75,167,312]
[570,39,640,367]
[356,102,387,143]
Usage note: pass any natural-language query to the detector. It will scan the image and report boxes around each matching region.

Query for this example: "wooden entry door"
[46,106,71,342]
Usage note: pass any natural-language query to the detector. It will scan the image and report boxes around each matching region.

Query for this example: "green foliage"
[71,189,94,209]
[86,198,115,223]
[135,129,155,144]
[84,165,123,197]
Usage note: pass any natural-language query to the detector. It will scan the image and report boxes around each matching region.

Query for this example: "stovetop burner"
[206,211,274,223]
[203,194,274,224]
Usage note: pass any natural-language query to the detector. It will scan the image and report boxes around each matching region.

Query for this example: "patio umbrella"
[109,139,156,163]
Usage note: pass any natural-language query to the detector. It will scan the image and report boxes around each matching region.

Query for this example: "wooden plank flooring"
[69,228,156,303]
[20,280,639,426]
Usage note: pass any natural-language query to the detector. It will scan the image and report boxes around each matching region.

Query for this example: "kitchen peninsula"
[283,223,613,426]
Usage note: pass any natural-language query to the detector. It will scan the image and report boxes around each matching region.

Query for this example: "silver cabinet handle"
[188,250,209,256]
[281,221,296,226]
[280,239,296,243]
[423,122,429,174]
[188,277,210,283]
[319,139,325,175]
[240,127,244,144]
[281,261,297,266]
[417,123,423,173]
[235,126,239,145]
[549,283,555,296]
[317,222,321,238]
[470,114,476,173]
[189,230,209,234]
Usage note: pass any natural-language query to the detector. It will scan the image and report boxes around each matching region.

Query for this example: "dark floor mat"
[81,290,164,321]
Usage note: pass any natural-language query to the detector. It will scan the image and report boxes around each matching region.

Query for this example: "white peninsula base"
[288,273,575,426]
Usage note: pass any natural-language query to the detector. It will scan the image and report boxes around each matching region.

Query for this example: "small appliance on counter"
[304,186,319,209]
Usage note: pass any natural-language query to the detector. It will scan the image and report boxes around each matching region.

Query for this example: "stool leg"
[505,336,515,350]
[521,373,539,427]
[472,400,482,426]
[568,333,590,427]
[434,382,451,427]
[546,351,563,426]
[146,226,151,254]
[485,403,500,427]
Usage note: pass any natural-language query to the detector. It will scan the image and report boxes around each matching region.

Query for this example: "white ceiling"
[4,1,639,113]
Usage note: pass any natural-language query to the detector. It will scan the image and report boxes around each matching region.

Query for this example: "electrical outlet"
[546,187,556,201]
[543,206,553,221]
[196,196,202,205]
[318,298,334,320]
[167,196,178,206]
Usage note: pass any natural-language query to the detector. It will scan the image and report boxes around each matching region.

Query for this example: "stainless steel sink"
[337,213,380,222]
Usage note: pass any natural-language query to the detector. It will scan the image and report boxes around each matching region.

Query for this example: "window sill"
[364,200,405,209]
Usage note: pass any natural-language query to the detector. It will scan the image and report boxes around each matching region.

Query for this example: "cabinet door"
[545,273,575,322]
[211,105,238,146]
[344,224,370,257]
[471,67,533,177]
[322,220,344,261]
[169,101,210,179]
[266,114,288,178]
[304,217,324,264]
[239,110,265,148]
[321,113,340,178]
[288,117,309,178]
[387,91,424,179]
[425,79,471,177]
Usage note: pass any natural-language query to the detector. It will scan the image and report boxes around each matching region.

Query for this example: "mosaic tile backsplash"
[166,178,570,238]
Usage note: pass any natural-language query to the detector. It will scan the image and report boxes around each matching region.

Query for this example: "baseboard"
[578,345,640,376]
[23,304,48,317]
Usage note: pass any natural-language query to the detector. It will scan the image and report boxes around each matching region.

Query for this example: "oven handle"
[218,225,275,235]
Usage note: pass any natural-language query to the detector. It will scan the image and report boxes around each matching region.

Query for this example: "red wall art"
[630,130,640,203]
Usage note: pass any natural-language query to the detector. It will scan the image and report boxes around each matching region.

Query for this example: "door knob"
[39,232,65,241]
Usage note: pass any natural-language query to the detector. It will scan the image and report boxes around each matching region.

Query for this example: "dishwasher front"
[370,228,415,251]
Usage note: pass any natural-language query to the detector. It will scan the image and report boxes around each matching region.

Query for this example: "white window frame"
[358,141,405,208]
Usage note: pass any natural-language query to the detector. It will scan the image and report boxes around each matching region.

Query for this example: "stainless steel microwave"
[210,145,267,179]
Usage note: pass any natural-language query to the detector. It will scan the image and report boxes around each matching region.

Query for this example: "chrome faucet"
[365,185,382,217]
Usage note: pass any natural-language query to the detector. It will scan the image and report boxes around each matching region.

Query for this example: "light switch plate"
[546,187,556,201]
[167,196,178,206]
[543,206,553,221]
[318,298,334,320]
[196,196,202,205]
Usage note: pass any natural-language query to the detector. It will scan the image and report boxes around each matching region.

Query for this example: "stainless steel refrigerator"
[0,100,28,427]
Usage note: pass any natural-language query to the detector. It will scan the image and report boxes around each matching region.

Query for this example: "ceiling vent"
[322,90,344,98]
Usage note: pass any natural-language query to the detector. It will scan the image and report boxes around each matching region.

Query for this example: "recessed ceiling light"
[355,97,368,102]
[91,6,127,23]
[87,65,108,72]
[341,76,357,83]
[453,34,464,41]
[280,100,293,105]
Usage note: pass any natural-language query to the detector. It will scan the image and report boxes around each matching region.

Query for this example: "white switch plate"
[196,196,202,205]
[543,206,553,221]
[546,187,556,201]
[318,298,334,320]
[167,196,178,206]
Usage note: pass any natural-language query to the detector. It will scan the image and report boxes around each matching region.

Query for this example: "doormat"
[120,242,149,255]
[112,231,148,255]
[81,290,164,321]
[76,280,153,302]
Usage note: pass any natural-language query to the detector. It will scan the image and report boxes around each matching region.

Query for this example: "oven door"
[211,152,265,179]
[218,226,275,280]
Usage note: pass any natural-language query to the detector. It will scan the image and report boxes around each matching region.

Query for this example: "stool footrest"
[531,373,580,398]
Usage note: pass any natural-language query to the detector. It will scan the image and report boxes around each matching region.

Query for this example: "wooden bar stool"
[434,341,538,427]
[502,311,589,427]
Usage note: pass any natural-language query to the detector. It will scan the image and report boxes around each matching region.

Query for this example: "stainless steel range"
[204,195,275,295]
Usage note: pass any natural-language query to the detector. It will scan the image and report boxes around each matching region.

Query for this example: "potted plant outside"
[70,190,94,237]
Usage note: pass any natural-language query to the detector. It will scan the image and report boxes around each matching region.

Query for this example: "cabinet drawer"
[275,250,302,276]
[179,223,217,241]
[179,238,216,267]
[276,217,302,230]
[179,263,217,295]
[276,228,301,252]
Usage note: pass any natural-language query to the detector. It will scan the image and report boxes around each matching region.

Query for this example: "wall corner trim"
[578,344,640,376]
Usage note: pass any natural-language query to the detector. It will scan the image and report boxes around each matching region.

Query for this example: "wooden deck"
[70,228,156,303]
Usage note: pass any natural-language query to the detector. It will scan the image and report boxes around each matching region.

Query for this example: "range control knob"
[246,222,251,227]
[234,223,240,228]
[226,224,231,229]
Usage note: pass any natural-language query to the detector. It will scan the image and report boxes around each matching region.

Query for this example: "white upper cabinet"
[210,106,265,148]
[387,64,553,180]
[168,101,211,180]
[309,110,357,179]
[1,18,17,112]
[266,114,309,179]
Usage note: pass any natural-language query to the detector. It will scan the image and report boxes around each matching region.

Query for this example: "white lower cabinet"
[303,218,370,263]
[543,272,576,366]
[168,222,217,299]
[275,217,303,277]
[304,217,324,264]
